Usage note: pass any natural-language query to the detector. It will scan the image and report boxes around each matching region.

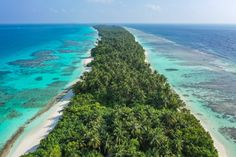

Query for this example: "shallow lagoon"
[0,25,98,149]
[128,27,236,157]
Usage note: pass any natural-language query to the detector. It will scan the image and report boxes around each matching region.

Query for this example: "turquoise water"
[0,25,98,149]
[127,26,236,157]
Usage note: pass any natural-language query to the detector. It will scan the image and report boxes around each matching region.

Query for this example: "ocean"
[1,24,236,156]
[127,24,236,157]
[0,24,98,149]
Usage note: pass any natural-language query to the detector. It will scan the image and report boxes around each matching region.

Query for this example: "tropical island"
[19,25,218,157]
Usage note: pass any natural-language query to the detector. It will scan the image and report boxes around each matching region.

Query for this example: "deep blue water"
[0,24,97,149]
[0,25,92,58]
[127,24,236,62]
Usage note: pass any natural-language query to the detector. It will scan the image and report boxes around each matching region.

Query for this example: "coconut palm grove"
[23,26,218,157]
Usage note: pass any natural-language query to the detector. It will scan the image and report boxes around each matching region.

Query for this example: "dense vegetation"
[24,26,217,157]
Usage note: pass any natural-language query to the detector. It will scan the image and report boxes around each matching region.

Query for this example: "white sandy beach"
[178,94,228,157]
[5,37,227,157]
[7,90,73,157]
[84,57,93,66]
[146,49,228,157]
[150,57,228,157]
[130,29,228,157]
[200,119,228,157]
[6,57,94,157]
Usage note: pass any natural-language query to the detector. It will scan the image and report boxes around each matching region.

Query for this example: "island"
[22,25,217,157]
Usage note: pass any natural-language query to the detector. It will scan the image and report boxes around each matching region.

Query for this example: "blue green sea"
[127,24,236,157]
[1,24,236,156]
[0,24,98,149]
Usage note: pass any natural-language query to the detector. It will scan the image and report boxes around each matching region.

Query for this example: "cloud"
[88,0,113,4]
[146,4,161,12]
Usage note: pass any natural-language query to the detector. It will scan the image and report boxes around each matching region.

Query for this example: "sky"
[0,0,236,24]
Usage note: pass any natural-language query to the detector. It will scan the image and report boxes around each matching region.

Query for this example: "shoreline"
[0,57,94,157]
[8,89,74,157]
[177,93,228,157]
[0,87,72,157]
[145,42,228,157]
[1,26,226,156]
[128,28,228,157]
[0,26,99,157]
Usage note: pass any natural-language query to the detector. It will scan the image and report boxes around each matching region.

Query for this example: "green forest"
[24,26,218,157]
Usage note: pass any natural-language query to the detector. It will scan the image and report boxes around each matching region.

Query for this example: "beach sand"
[129,28,228,157]
[5,57,94,157]
[8,90,74,157]
[4,32,227,157]
[84,57,93,66]
[178,94,228,157]
[200,119,228,157]
[143,43,228,157]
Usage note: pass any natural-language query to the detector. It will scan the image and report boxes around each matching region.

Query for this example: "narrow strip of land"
[21,25,218,157]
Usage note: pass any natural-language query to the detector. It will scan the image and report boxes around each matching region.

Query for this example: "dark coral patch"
[62,66,77,76]
[63,40,82,47]
[0,70,12,79]
[47,81,67,88]
[165,68,179,71]
[58,49,75,53]
[22,98,40,108]
[8,50,57,68]
[0,102,5,107]
[8,59,45,68]
[52,77,59,81]
[219,127,236,143]
[0,70,12,75]
[35,76,43,81]
[6,110,22,119]
[31,50,54,57]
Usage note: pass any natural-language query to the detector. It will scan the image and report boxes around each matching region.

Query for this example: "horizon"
[1,23,236,25]
[1,0,236,24]
[1,1,236,157]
